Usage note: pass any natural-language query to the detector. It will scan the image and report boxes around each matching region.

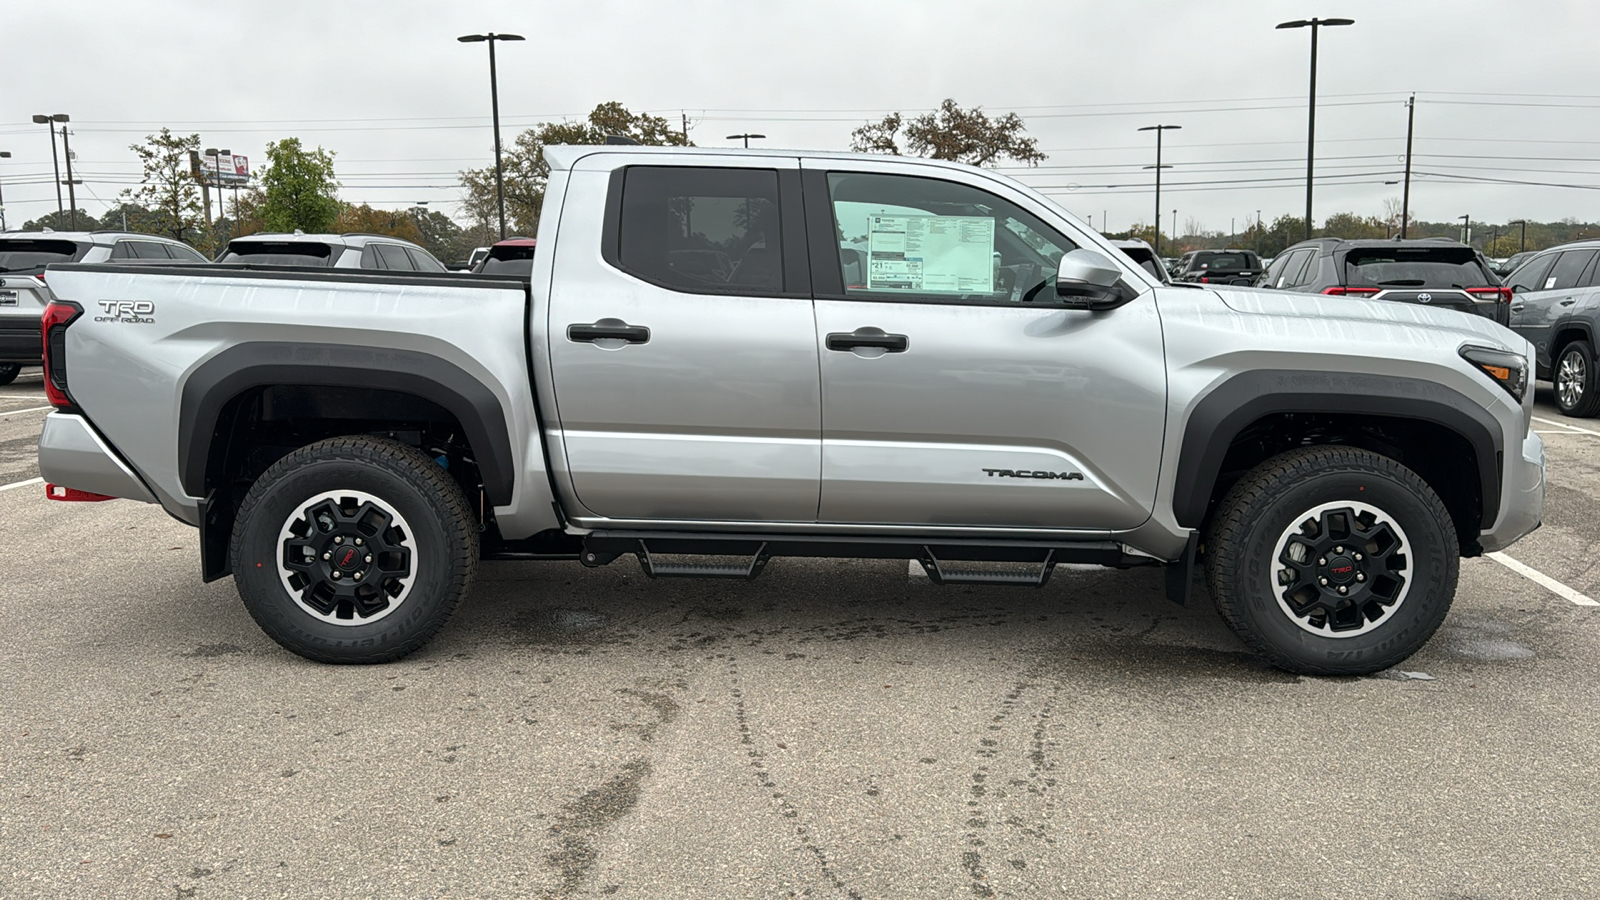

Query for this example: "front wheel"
[0,364,20,386]
[1205,446,1458,676]
[1554,340,1600,417]
[229,436,478,663]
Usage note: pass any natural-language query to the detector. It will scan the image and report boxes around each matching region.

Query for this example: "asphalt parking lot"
[3,370,1598,899]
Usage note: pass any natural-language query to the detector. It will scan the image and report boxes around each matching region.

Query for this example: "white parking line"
[0,405,51,417]
[0,476,43,493]
[1532,415,1600,437]
[1486,551,1600,607]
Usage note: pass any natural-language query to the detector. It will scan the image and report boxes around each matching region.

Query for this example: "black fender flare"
[1172,370,1503,530]
[1547,317,1595,371]
[178,342,516,505]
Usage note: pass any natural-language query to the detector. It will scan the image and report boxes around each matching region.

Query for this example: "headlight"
[1460,344,1528,402]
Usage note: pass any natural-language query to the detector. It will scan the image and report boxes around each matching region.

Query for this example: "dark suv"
[1258,238,1509,326]
[1174,249,1263,285]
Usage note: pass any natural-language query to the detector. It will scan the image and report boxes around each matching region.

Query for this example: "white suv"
[216,232,448,272]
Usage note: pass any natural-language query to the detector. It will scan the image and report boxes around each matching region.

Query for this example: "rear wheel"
[229,435,478,664]
[1554,340,1600,417]
[1205,446,1458,676]
[0,364,20,386]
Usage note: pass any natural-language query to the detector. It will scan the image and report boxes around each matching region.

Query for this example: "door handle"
[1560,299,1577,306]
[568,321,650,344]
[826,330,909,353]
[1511,305,1525,312]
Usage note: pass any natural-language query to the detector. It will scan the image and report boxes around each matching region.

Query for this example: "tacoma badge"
[983,468,1084,481]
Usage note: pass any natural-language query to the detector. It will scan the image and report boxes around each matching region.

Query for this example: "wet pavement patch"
[544,758,651,897]
[1441,619,1536,661]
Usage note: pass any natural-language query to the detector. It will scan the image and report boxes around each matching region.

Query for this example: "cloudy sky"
[6,0,1599,236]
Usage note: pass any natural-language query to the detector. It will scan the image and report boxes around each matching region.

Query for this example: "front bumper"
[1478,428,1544,554]
[37,413,157,503]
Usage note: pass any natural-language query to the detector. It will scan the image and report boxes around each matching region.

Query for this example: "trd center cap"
[1326,556,1358,584]
[332,544,364,571]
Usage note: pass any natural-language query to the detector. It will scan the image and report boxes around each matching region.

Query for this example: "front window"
[826,172,1076,304]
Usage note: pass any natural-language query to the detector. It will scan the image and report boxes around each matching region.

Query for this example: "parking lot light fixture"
[1137,124,1181,256]
[1459,214,1470,246]
[458,32,525,241]
[1277,17,1355,241]
[726,133,766,148]
[0,150,9,231]
[32,113,67,221]
[1511,219,1527,252]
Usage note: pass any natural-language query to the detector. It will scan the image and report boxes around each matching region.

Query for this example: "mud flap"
[1164,530,1198,606]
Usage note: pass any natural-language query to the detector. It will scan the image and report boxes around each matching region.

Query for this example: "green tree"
[124,128,204,243]
[850,99,1046,167]
[331,203,424,244]
[257,138,341,233]
[405,206,466,261]
[95,202,167,235]
[22,209,101,232]
[459,102,690,236]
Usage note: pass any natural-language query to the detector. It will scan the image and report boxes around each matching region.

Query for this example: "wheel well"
[1202,412,1484,556]
[199,384,491,581]
[1550,326,1591,372]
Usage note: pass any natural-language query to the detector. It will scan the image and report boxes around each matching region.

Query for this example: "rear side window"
[1343,246,1490,288]
[166,243,208,263]
[615,166,783,295]
[375,244,415,271]
[1505,253,1556,293]
[218,242,334,267]
[131,241,173,259]
[1273,248,1315,288]
[1546,250,1597,291]
[0,239,83,272]
[406,248,447,272]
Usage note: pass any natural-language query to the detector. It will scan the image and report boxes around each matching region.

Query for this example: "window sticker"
[1545,276,1558,290]
[866,214,995,293]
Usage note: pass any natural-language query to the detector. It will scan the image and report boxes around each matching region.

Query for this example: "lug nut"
[1334,546,1344,554]
[1356,573,1365,582]
[1319,577,1328,585]
[1318,557,1327,566]
[364,554,373,563]
[353,572,363,581]
[334,536,344,545]
[331,571,341,580]
[355,538,363,546]
[1354,553,1363,561]
[1337,585,1348,594]
[322,551,331,560]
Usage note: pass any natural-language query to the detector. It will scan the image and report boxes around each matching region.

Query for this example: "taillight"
[1322,287,1380,296]
[1467,287,1513,304]
[41,300,82,409]
[46,484,114,502]
[1200,276,1211,283]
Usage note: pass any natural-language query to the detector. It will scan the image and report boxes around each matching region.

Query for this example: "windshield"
[1192,252,1256,270]
[1343,247,1490,288]
[0,239,84,272]
[218,241,335,267]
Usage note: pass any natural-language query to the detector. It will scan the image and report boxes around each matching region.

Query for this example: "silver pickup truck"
[36,146,1544,675]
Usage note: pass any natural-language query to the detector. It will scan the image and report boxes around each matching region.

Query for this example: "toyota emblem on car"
[1417,293,1433,303]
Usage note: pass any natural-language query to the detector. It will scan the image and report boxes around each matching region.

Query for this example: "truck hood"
[1207,285,1521,352]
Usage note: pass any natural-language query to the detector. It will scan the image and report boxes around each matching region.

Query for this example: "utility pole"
[1172,209,1178,245]
[1277,17,1356,241]
[60,124,78,230]
[0,151,10,232]
[1138,124,1181,257]
[1401,94,1415,239]
[1256,209,1263,254]
[682,111,689,144]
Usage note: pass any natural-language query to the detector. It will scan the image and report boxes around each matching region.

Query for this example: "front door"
[546,159,821,522]
[803,160,1167,531]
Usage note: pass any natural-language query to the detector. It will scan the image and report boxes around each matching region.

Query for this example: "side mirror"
[1510,282,1525,294]
[1055,249,1135,310]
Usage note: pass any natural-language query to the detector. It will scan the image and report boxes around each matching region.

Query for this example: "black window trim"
[801,168,1083,308]
[598,164,806,300]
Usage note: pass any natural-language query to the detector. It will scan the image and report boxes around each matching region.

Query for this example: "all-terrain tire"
[1554,340,1600,418]
[229,435,478,664]
[1205,445,1458,676]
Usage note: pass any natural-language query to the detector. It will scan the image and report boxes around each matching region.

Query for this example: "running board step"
[634,540,771,581]
[918,549,1056,587]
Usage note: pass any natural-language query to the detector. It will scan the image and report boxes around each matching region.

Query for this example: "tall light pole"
[726,133,767,149]
[1401,94,1415,238]
[1137,124,1180,256]
[0,151,10,232]
[1459,214,1470,246]
[1512,219,1527,252]
[32,114,67,223]
[1277,17,1355,241]
[458,32,524,241]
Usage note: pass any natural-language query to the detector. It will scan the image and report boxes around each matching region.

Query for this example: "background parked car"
[0,231,207,385]
[470,237,537,276]
[1498,249,1541,278]
[1173,248,1263,285]
[216,233,449,272]
[1257,237,1510,325]
[1109,238,1170,284]
[1504,240,1600,415]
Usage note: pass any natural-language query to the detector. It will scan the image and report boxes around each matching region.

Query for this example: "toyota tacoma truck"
[35,146,1544,675]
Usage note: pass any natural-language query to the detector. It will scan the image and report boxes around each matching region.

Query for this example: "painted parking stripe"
[1532,415,1600,437]
[0,476,43,493]
[1486,551,1600,607]
[0,405,51,417]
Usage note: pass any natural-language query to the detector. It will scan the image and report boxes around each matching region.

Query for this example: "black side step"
[634,540,772,581]
[917,549,1056,587]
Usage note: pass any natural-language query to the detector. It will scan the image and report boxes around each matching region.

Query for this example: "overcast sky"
[7,0,1600,237]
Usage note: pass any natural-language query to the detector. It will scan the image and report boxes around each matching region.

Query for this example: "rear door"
[803,159,1166,530]
[546,157,821,522]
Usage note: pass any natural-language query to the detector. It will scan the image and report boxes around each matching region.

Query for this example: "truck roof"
[541,144,992,179]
